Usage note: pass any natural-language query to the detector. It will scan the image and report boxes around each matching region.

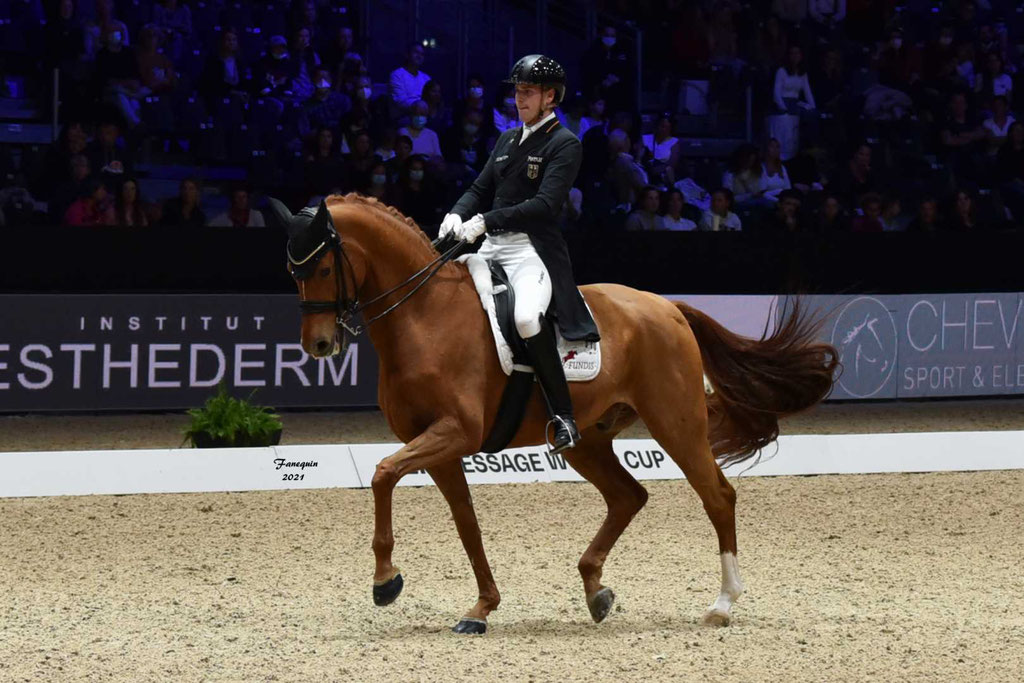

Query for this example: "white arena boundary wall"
[2,432,1023,498]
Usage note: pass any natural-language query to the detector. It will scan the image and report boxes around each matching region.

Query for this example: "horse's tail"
[675,298,839,468]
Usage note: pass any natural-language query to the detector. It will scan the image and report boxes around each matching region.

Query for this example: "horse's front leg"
[369,417,479,609]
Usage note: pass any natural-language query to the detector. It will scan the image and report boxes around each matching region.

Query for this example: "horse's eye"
[320,267,331,277]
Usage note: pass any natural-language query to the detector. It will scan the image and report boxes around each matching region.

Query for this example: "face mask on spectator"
[108,31,123,47]
[469,86,483,99]
[316,78,331,89]
[372,173,386,185]
[361,87,372,100]
[272,50,288,61]
[409,169,424,181]
[602,36,616,48]
[464,122,479,135]
[411,115,427,129]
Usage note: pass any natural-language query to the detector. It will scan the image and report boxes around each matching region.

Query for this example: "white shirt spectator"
[983,114,1015,138]
[986,74,1013,97]
[642,133,679,163]
[398,125,442,158]
[389,66,431,110]
[761,163,792,200]
[658,214,697,231]
[809,0,846,24]
[625,211,659,231]
[699,210,742,231]
[773,68,816,111]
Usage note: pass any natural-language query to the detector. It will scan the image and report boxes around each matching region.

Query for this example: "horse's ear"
[309,198,334,240]
[268,197,294,233]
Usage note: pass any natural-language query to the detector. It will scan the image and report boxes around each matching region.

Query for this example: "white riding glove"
[458,213,487,243]
[439,213,462,239]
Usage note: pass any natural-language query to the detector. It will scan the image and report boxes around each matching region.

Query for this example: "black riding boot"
[523,316,581,454]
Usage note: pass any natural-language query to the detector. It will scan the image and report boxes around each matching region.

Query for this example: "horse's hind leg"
[564,423,648,624]
[637,392,744,626]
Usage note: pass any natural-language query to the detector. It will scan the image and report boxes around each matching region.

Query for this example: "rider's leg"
[511,256,580,454]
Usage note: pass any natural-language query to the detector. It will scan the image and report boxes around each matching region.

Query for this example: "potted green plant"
[184,385,283,448]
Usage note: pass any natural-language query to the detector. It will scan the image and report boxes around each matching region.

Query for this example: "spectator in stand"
[200,28,249,110]
[208,186,266,227]
[940,91,983,183]
[761,137,792,201]
[492,86,518,135]
[577,97,607,140]
[339,75,375,151]
[115,177,148,227]
[49,155,92,223]
[699,188,742,231]
[136,25,178,96]
[453,73,487,126]
[817,193,850,231]
[659,188,697,231]
[94,28,145,128]
[874,28,921,94]
[386,135,414,184]
[304,127,346,198]
[390,43,431,114]
[773,45,817,143]
[808,0,846,40]
[322,25,360,75]
[708,5,744,76]
[976,52,1013,99]
[833,142,877,208]
[297,68,351,139]
[786,150,828,194]
[756,15,787,71]
[982,95,1014,158]
[581,25,635,112]
[907,197,942,232]
[161,177,207,228]
[393,156,439,230]
[625,186,661,231]
[84,0,130,60]
[88,119,134,181]
[881,195,909,231]
[997,121,1024,220]
[923,24,957,86]
[764,188,804,232]
[374,128,398,163]
[290,0,319,50]
[64,178,115,226]
[343,130,377,188]
[39,122,89,199]
[151,0,192,64]
[954,43,976,91]
[640,114,679,186]
[0,173,39,228]
[444,108,488,175]
[607,129,647,213]
[851,192,883,232]
[364,162,390,199]
[255,35,294,100]
[946,189,977,231]
[289,26,322,101]
[398,100,442,160]
[422,80,450,134]
[723,144,766,206]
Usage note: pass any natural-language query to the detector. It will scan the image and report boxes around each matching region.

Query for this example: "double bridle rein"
[289,229,466,339]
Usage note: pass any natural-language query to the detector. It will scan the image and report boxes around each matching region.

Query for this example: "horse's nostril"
[314,339,331,355]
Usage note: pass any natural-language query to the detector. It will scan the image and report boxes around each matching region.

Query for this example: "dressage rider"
[439,54,600,454]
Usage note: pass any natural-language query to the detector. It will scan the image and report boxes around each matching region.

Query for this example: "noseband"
[289,229,466,339]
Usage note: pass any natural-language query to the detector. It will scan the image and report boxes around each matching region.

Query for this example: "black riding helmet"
[504,54,566,105]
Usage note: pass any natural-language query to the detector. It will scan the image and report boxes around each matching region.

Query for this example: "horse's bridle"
[289,228,466,339]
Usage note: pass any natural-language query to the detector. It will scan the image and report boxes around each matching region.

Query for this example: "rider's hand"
[439,213,462,239]
[458,214,487,243]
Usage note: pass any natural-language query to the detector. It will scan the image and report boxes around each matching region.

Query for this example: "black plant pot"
[191,428,283,449]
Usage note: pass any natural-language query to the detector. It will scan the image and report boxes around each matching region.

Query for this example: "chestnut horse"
[280,194,838,634]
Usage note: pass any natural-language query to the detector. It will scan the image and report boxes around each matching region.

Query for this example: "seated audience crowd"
[1,0,1022,235]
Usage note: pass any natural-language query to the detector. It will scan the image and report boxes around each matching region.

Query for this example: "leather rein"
[289,229,466,338]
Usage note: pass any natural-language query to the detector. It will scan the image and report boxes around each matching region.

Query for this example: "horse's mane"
[328,193,462,275]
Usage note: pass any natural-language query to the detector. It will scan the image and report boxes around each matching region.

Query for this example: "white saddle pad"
[460,254,601,381]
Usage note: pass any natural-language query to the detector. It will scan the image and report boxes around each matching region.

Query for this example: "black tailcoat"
[451,117,600,341]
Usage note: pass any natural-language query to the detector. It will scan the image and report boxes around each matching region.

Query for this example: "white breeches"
[476,232,552,338]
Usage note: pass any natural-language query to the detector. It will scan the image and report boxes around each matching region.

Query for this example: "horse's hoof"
[451,618,487,635]
[587,587,616,623]
[701,609,731,627]
[372,573,403,606]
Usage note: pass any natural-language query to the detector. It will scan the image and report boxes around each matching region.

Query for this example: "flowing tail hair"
[675,299,840,468]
